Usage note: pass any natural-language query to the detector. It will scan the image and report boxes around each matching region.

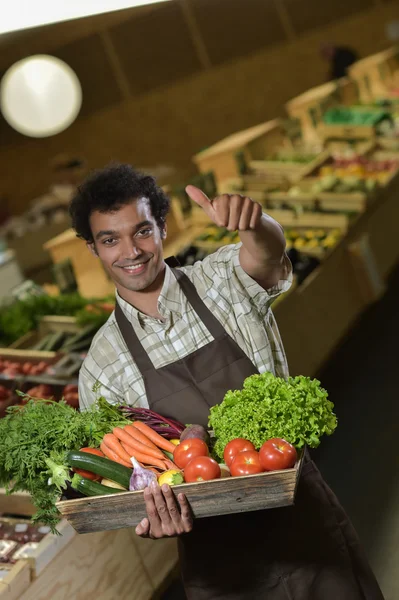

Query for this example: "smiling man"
[70,163,383,600]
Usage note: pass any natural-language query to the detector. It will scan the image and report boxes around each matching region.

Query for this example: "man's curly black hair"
[69,163,170,243]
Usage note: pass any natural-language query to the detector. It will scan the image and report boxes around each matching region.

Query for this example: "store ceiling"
[0,0,377,146]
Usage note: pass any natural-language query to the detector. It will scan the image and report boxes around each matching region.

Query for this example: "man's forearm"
[239,214,288,290]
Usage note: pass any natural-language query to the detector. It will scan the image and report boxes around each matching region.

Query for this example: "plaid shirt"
[79,244,292,410]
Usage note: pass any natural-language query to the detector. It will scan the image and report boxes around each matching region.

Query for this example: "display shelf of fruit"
[193,224,342,261]
[304,155,399,195]
[270,182,366,213]
[249,150,329,186]
[176,242,320,290]
[319,106,394,141]
[284,228,342,258]
[194,226,240,251]
[322,106,391,127]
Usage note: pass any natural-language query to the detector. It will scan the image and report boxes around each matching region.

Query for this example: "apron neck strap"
[115,301,154,372]
[170,268,226,339]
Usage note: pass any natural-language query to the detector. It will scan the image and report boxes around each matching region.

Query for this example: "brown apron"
[115,263,384,600]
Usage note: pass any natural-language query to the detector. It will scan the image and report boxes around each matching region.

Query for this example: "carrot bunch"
[100,421,178,474]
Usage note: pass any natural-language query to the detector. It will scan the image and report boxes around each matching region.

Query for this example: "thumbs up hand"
[185,186,262,232]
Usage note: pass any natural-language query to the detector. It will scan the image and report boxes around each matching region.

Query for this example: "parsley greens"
[0,396,128,531]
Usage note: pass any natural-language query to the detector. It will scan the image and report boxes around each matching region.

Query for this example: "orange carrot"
[114,427,166,461]
[119,441,169,471]
[131,421,176,454]
[103,433,132,464]
[100,441,131,468]
[123,424,159,451]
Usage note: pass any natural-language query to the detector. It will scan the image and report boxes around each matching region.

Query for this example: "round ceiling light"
[0,55,82,138]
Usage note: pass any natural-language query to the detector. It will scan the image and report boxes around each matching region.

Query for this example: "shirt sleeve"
[197,243,292,317]
[78,361,124,412]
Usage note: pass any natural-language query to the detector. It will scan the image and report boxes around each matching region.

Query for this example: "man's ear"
[161,223,167,240]
[87,242,98,257]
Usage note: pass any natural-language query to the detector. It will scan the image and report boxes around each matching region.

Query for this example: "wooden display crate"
[56,454,303,534]
[248,150,329,185]
[318,122,378,142]
[0,491,74,600]
[0,489,178,599]
[0,561,31,600]
[318,123,377,141]
[285,81,340,144]
[267,188,367,213]
[193,120,289,186]
[0,317,81,367]
[348,47,399,103]
[337,77,360,106]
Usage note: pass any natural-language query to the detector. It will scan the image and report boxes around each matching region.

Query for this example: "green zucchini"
[72,476,126,497]
[66,451,131,489]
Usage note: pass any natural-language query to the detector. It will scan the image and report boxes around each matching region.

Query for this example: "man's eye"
[103,238,116,245]
[136,228,152,237]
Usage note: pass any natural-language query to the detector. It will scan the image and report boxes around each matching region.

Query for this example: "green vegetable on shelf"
[209,372,337,460]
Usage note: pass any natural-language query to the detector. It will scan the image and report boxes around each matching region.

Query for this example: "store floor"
[160,266,399,600]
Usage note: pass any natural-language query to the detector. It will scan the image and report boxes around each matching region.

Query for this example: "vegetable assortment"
[0,372,337,530]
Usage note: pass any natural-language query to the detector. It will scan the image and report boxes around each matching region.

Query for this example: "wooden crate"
[0,561,31,600]
[318,123,377,142]
[249,150,329,184]
[56,455,303,534]
[337,77,360,106]
[285,82,339,144]
[0,489,178,599]
[193,120,288,186]
[348,47,399,103]
[268,189,367,213]
[0,316,82,367]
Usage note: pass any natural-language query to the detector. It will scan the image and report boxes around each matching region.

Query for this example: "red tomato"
[230,450,263,477]
[184,456,221,483]
[173,438,209,469]
[259,438,297,472]
[73,447,104,481]
[223,438,256,467]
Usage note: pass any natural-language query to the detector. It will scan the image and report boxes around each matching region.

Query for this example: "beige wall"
[2,1,399,214]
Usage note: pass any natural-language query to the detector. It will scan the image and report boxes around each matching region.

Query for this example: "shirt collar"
[115,264,181,328]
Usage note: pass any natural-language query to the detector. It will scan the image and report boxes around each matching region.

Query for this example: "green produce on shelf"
[285,228,342,252]
[0,295,114,347]
[323,106,390,127]
[194,224,341,256]
[312,175,379,194]
[268,151,317,164]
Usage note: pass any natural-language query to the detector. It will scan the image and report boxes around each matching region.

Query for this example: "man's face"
[89,198,166,294]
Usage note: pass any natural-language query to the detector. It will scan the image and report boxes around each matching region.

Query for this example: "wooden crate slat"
[57,458,302,534]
